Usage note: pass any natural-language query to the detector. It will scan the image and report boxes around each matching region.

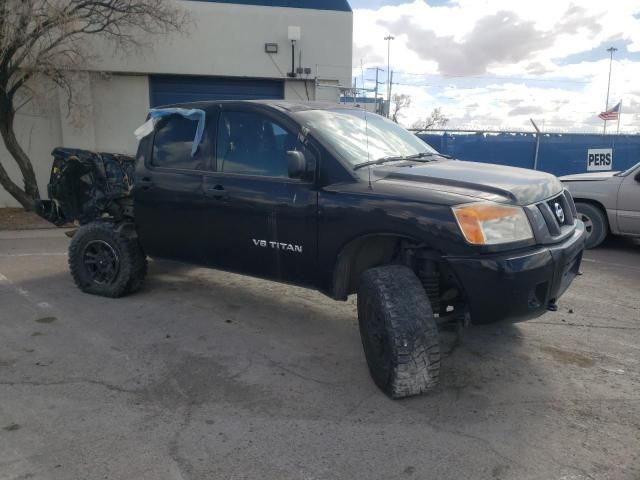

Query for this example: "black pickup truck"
[37,100,586,399]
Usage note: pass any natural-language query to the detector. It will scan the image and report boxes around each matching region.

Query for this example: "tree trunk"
[0,160,35,210]
[0,102,40,211]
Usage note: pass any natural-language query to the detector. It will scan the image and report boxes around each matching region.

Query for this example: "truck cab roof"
[153,99,364,114]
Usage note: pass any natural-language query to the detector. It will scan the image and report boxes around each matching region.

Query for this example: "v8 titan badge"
[253,239,303,253]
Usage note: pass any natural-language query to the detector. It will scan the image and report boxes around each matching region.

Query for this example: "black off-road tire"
[69,222,147,298]
[576,202,608,249]
[124,240,148,295]
[357,265,440,399]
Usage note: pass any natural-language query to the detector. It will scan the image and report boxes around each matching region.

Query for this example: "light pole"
[603,46,617,134]
[384,35,395,118]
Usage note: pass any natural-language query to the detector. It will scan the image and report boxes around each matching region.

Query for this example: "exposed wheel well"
[332,234,405,300]
[330,234,465,320]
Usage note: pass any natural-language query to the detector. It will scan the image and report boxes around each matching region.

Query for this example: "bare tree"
[390,93,411,123]
[412,108,450,132]
[0,0,187,210]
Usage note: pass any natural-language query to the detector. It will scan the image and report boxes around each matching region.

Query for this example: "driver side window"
[216,111,297,178]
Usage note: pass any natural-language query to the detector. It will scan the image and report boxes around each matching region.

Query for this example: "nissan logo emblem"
[554,202,565,224]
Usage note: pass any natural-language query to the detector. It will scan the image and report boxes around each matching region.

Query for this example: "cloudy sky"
[348,0,640,132]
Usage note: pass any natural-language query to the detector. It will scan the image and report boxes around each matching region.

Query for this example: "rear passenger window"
[217,111,297,178]
[152,115,210,170]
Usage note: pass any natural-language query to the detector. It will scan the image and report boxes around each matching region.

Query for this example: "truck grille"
[531,190,578,242]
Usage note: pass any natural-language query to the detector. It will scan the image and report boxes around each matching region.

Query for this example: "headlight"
[452,202,533,245]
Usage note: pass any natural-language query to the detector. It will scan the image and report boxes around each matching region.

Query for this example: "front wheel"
[68,222,147,298]
[576,202,608,249]
[357,265,440,399]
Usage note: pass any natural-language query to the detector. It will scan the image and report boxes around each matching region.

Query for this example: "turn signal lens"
[452,203,534,245]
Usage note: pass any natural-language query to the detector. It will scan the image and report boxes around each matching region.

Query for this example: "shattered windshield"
[296,108,437,168]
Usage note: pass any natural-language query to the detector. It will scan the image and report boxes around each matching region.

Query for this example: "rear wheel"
[357,265,440,399]
[576,202,608,248]
[69,222,147,297]
[125,240,148,295]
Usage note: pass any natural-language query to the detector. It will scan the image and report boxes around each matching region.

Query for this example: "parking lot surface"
[1,229,639,480]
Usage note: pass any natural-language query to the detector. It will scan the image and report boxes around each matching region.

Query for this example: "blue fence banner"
[417,131,640,177]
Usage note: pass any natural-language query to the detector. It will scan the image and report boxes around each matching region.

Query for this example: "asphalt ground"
[0,229,639,480]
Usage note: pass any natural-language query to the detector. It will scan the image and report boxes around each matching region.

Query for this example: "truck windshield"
[296,109,438,168]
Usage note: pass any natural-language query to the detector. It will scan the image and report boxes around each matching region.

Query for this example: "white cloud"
[353,0,640,131]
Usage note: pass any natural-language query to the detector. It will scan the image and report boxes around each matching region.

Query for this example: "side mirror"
[635,171,640,182]
[287,150,306,179]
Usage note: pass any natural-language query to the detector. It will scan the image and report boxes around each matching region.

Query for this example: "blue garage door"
[149,75,284,107]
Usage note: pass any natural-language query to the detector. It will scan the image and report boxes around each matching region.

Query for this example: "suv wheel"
[357,265,440,399]
[69,222,147,297]
[576,202,608,249]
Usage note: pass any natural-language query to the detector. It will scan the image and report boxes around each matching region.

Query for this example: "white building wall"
[86,1,353,87]
[0,74,150,206]
[57,72,96,151]
[91,74,150,155]
[0,88,63,207]
[0,1,352,207]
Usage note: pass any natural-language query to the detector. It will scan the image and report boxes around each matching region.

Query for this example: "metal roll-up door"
[149,75,284,107]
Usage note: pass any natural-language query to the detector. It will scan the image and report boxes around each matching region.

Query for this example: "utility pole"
[603,46,617,134]
[374,68,380,114]
[369,67,385,115]
[388,70,394,119]
[384,35,395,118]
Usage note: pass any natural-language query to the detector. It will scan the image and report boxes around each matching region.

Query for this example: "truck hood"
[373,160,563,206]
[559,171,619,182]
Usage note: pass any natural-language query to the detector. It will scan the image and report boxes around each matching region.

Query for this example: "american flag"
[599,101,621,121]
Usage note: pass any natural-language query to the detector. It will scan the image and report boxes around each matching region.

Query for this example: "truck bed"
[36,147,135,225]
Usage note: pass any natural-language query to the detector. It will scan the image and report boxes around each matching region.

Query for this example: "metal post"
[369,67,384,115]
[388,70,394,118]
[374,68,379,114]
[603,47,617,135]
[617,100,622,134]
[360,59,366,105]
[384,35,394,118]
[530,118,541,170]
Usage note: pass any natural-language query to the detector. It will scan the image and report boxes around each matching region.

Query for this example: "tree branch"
[0,0,188,209]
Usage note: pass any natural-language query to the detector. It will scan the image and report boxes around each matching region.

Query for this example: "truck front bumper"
[445,222,586,324]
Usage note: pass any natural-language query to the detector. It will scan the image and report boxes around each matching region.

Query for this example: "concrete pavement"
[0,229,639,480]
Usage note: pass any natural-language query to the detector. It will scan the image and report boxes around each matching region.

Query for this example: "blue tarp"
[134,108,205,157]
[149,108,205,158]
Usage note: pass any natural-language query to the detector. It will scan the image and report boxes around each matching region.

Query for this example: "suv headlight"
[452,202,533,245]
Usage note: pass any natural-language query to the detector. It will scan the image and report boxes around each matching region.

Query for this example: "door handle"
[205,184,228,200]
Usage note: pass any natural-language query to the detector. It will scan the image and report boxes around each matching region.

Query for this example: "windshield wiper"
[353,156,409,170]
[408,152,452,160]
[353,152,449,170]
